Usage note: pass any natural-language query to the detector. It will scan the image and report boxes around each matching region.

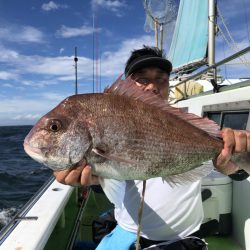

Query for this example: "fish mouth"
[23,141,46,164]
[23,141,80,171]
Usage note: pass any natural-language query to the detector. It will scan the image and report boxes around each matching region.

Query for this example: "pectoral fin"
[92,148,138,165]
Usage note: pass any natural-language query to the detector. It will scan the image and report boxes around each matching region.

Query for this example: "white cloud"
[2,83,13,88]
[0,96,65,125]
[20,26,45,43]
[0,34,156,125]
[100,35,155,76]
[0,25,45,43]
[56,25,100,38]
[0,90,71,125]
[0,47,93,85]
[0,47,19,61]
[0,35,155,87]
[59,48,64,54]
[56,75,75,81]
[13,114,42,120]
[40,92,67,101]
[24,56,93,77]
[21,79,59,88]
[0,71,18,80]
[91,0,126,16]
[41,1,68,11]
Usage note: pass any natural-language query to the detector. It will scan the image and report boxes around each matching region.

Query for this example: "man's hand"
[215,128,250,175]
[53,162,99,186]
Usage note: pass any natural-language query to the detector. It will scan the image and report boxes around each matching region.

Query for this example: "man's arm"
[215,128,250,175]
[53,164,100,186]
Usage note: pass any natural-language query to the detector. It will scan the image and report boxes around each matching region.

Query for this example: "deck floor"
[206,236,243,250]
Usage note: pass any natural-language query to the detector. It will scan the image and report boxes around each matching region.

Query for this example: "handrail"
[0,176,55,244]
[0,177,75,250]
[170,46,250,89]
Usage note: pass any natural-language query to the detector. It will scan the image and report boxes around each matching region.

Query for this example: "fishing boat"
[0,0,249,249]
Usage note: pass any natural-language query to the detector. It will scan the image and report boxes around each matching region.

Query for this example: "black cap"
[125,55,172,77]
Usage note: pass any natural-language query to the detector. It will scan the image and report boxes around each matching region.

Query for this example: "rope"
[242,0,250,44]
[135,180,147,250]
[217,6,250,68]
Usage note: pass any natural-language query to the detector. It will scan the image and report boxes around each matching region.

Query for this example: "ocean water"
[0,126,52,229]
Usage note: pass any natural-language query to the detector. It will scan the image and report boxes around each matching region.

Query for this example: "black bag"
[141,237,207,250]
[92,208,207,250]
[92,209,117,244]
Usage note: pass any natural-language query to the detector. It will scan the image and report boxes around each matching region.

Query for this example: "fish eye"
[48,119,62,132]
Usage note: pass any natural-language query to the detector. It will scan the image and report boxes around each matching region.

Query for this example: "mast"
[74,46,78,95]
[208,0,217,82]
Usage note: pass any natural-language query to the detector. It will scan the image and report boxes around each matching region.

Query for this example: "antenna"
[93,12,101,93]
[92,14,95,93]
[95,14,99,93]
[74,46,78,95]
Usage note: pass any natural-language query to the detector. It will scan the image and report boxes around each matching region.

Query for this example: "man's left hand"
[215,128,250,174]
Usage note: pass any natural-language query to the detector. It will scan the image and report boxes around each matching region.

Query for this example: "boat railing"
[0,176,55,244]
[0,176,75,249]
[170,45,250,100]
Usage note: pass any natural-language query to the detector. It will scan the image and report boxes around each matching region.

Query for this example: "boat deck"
[206,236,242,250]
[79,188,243,250]
[2,181,242,250]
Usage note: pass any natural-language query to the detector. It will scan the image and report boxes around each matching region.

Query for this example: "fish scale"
[80,95,220,178]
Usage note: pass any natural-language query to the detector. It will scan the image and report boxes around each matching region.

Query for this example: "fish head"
[24,96,92,171]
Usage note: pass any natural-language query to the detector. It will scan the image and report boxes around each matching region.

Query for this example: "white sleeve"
[99,177,126,209]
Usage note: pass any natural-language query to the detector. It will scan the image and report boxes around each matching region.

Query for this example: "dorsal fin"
[105,76,221,138]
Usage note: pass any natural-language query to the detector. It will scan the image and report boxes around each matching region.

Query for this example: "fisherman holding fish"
[25,46,250,250]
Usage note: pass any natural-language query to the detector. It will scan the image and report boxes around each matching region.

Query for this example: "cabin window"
[206,112,221,126]
[222,112,249,130]
[204,111,249,130]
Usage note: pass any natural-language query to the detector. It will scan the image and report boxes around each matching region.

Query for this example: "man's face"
[131,67,169,99]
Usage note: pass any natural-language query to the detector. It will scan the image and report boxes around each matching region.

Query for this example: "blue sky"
[0,0,249,126]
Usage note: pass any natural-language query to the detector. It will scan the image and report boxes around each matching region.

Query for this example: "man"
[54,46,250,249]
